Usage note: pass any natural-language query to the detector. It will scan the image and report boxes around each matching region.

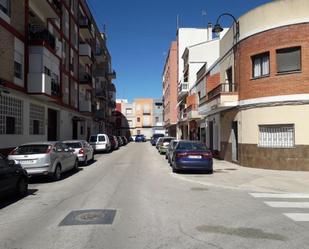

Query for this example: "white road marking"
[283,213,309,221]
[250,193,309,199]
[264,202,309,208]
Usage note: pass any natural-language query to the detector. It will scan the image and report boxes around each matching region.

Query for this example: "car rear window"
[163,138,173,143]
[13,145,51,155]
[177,142,207,151]
[98,136,105,142]
[153,134,164,138]
[89,136,97,142]
[65,142,82,148]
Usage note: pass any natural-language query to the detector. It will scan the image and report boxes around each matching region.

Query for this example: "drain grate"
[59,209,116,226]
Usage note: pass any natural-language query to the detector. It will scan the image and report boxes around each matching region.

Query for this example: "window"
[29,104,45,135]
[14,61,22,79]
[252,52,269,78]
[137,117,140,122]
[44,66,51,76]
[6,116,15,134]
[276,47,301,73]
[0,0,10,16]
[259,124,294,148]
[155,117,159,123]
[0,95,23,134]
[80,126,84,135]
[126,108,132,115]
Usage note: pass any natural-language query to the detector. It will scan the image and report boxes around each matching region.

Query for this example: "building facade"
[0,0,116,154]
[198,0,309,170]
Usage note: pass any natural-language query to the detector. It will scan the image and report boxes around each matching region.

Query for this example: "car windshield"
[13,145,50,155]
[177,142,207,151]
[64,142,82,148]
[153,134,164,138]
[162,138,173,143]
[89,136,97,142]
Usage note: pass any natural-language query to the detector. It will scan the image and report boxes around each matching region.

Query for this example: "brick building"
[0,0,116,154]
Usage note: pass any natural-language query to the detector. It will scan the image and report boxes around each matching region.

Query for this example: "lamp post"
[212,13,239,42]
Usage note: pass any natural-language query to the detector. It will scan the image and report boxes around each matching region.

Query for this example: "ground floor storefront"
[199,104,309,171]
[0,91,105,155]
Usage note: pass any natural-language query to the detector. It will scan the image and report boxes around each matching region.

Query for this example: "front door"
[209,121,214,151]
[231,121,238,162]
[72,120,78,139]
[48,109,58,141]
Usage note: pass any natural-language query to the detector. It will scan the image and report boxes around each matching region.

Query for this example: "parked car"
[122,136,128,145]
[158,137,175,154]
[135,134,146,142]
[63,140,94,166]
[156,137,164,149]
[117,136,124,147]
[8,142,78,181]
[108,135,119,150]
[150,133,165,146]
[166,139,180,163]
[0,154,28,197]
[170,140,213,174]
[89,134,111,153]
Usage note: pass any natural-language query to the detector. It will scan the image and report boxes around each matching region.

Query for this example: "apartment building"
[0,0,116,154]
[176,25,227,140]
[197,0,309,170]
[163,41,178,137]
[117,98,164,139]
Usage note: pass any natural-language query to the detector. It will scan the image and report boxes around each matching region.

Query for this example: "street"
[0,143,309,249]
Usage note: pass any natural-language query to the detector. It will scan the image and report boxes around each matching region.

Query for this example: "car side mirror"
[8,160,15,166]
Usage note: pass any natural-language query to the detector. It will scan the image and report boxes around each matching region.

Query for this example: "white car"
[8,142,78,181]
[63,140,94,165]
[89,134,111,153]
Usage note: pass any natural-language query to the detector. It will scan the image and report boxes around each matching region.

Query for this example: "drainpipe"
[207,22,212,41]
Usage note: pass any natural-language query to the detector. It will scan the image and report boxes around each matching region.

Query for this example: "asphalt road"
[0,142,309,249]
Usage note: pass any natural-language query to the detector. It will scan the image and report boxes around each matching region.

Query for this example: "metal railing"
[207,83,237,100]
[29,28,56,50]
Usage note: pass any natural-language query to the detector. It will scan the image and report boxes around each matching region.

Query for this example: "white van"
[89,134,111,153]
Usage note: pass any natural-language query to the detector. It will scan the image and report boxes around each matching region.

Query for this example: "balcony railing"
[79,16,91,29]
[207,83,237,100]
[178,82,189,93]
[29,28,56,50]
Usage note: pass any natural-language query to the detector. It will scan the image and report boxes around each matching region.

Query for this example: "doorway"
[48,109,58,141]
[231,121,238,162]
[72,120,78,139]
[209,121,214,151]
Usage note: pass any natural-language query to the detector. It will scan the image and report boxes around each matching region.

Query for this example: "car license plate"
[188,155,202,159]
[19,160,35,164]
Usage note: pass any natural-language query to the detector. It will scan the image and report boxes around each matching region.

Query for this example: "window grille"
[29,104,45,135]
[259,125,294,148]
[0,95,23,134]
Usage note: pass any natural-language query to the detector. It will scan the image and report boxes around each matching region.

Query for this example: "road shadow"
[0,188,38,209]
[79,159,98,167]
[29,167,84,184]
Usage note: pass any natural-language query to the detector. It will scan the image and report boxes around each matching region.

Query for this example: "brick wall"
[235,23,309,101]
[0,28,14,82]
[206,72,220,93]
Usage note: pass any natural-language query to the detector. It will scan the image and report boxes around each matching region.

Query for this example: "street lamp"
[212,13,239,41]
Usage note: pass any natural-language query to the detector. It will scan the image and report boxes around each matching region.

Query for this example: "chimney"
[207,22,212,41]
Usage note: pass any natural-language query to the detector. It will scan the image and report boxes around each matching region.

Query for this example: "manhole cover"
[59,209,116,226]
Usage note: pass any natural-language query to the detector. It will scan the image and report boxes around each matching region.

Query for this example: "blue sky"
[88,0,272,102]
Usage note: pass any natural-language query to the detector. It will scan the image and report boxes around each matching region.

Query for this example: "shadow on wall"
[113,111,131,138]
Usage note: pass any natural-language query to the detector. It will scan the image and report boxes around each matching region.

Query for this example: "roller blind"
[277,47,301,73]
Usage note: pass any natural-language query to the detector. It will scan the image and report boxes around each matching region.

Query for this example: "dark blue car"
[171,141,213,174]
[135,134,146,142]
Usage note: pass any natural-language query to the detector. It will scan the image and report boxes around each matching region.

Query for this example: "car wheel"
[16,177,28,197]
[83,156,88,166]
[52,165,62,181]
[74,159,79,171]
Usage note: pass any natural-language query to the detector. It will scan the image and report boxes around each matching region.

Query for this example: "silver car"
[8,142,78,181]
[63,140,94,165]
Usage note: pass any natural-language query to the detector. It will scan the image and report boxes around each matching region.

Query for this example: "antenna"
[176,14,179,30]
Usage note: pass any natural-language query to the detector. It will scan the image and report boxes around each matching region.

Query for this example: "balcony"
[95,48,106,63]
[28,73,60,101]
[186,104,200,120]
[106,70,116,79]
[95,89,107,99]
[79,43,93,65]
[108,100,116,109]
[178,109,187,122]
[199,83,238,116]
[79,16,93,40]
[29,0,60,21]
[29,29,56,51]
[79,72,93,89]
[178,82,189,99]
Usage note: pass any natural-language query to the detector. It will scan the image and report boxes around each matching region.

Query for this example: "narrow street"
[0,143,309,249]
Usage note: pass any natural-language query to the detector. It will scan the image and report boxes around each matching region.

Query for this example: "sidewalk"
[176,159,309,193]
